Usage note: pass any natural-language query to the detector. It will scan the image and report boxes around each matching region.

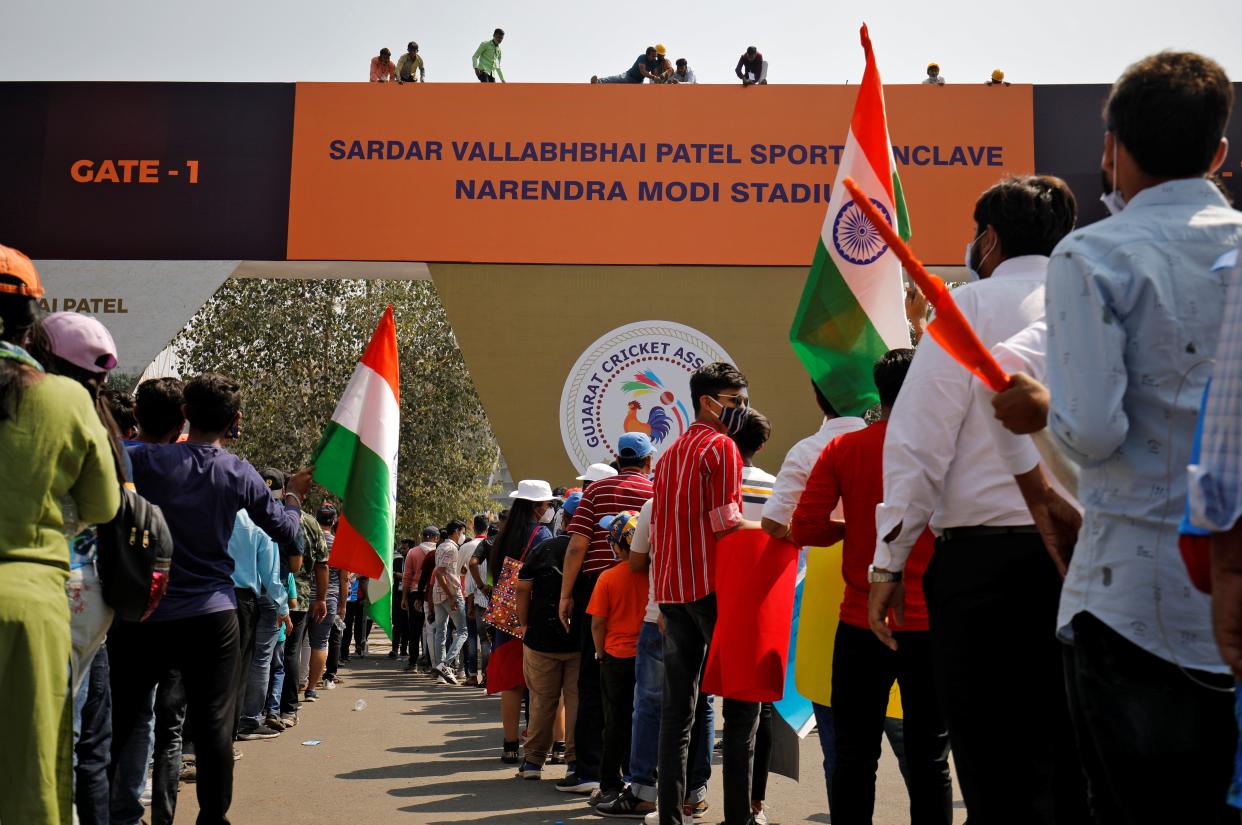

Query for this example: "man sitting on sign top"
[370,48,397,82]
[591,46,662,84]
[397,42,425,83]
[736,46,768,85]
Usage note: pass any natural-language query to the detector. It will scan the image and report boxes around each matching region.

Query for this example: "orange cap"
[0,244,43,299]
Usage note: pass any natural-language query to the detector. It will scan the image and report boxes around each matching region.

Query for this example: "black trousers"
[753,702,772,802]
[343,600,368,657]
[477,71,496,82]
[230,589,259,735]
[573,572,605,781]
[75,645,112,825]
[326,613,343,677]
[600,654,636,792]
[407,603,426,667]
[925,533,1088,825]
[1064,611,1236,825]
[391,591,408,654]
[280,611,309,714]
[152,670,187,825]
[830,622,951,825]
[108,610,241,825]
[659,595,761,825]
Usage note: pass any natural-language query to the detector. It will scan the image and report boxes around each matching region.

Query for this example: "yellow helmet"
[655,43,667,56]
[991,68,1005,82]
[927,62,939,72]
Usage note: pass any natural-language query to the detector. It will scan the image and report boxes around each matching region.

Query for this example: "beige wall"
[431,263,829,486]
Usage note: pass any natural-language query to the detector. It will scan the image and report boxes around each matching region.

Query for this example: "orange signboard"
[287,83,1034,266]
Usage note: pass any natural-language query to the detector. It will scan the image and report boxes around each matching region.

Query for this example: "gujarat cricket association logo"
[560,321,734,472]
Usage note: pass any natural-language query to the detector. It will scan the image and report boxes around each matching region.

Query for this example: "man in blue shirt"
[993,52,1241,822]
[591,46,661,84]
[110,374,308,824]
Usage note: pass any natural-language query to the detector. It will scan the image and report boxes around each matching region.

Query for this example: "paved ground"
[178,632,964,824]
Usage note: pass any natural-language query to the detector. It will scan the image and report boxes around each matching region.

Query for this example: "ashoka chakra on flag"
[832,198,893,266]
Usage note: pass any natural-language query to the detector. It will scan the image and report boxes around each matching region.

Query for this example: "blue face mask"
[709,396,748,436]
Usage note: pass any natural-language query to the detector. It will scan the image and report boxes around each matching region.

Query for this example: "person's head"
[493,28,504,45]
[26,311,118,399]
[990,69,1005,84]
[133,377,185,442]
[509,479,554,524]
[811,378,839,419]
[472,514,490,536]
[182,373,241,440]
[655,43,667,58]
[927,62,940,78]
[317,503,338,529]
[1102,51,1232,205]
[615,431,656,474]
[444,519,466,544]
[102,388,136,439]
[379,47,391,61]
[732,408,771,463]
[746,46,758,58]
[0,245,42,348]
[400,538,415,551]
[421,525,439,544]
[676,58,688,72]
[874,348,916,416]
[497,508,508,528]
[407,41,418,55]
[689,362,749,434]
[645,46,657,59]
[558,491,583,535]
[259,467,287,498]
[601,511,638,561]
[968,175,1078,278]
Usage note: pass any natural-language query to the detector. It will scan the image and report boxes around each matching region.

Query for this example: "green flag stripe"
[789,239,889,417]
[892,170,911,242]
[312,419,394,581]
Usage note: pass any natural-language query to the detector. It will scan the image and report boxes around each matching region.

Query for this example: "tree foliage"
[174,277,500,539]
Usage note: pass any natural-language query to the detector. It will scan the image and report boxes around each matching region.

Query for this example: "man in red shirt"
[651,362,760,825]
[790,349,951,824]
[559,431,656,793]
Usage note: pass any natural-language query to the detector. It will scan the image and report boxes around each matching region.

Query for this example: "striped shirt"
[651,422,744,604]
[741,465,775,522]
[567,468,655,575]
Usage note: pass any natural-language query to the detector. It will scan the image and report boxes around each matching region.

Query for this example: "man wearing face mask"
[558,432,656,795]
[990,52,1242,823]
[868,176,1087,824]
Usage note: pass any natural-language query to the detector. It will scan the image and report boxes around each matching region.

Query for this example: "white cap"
[509,479,555,502]
[576,463,619,483]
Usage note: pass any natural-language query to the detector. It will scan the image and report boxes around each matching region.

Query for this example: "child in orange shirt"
[587,511,649,802]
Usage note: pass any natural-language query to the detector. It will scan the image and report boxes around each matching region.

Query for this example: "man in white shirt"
[990,53,1242,823]
[458,515,490,686]
[869,175,1088,824]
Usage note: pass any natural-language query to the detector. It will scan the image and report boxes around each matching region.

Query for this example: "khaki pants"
[522,645,579,766]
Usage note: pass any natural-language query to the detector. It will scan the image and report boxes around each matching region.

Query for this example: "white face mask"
[539,507,555,525]
[1099,139,1126,216]
[963,231,995,281]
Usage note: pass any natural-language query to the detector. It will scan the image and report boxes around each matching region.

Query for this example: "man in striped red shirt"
[651,362,761,825]
[559,431,656,792]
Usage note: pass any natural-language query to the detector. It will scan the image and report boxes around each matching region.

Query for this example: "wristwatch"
[867,565,903,584]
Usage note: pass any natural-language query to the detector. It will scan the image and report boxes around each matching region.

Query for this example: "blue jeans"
[73,645,112,825]
[241,597,279,725]
[434,599,467,669]
[266,630,286,718]
[629,621,713,804]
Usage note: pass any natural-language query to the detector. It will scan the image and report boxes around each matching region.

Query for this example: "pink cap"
[42,312,118,373]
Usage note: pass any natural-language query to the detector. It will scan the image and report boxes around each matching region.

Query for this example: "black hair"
[552,486,567,497]
[732,408,772,460]
[494,28,505,37]
[646,46,657,56]
[401,538,415,549]
[874,348,916,409]
[489,497,536,575]
[134,377,185,439]
[1106,51,1233,179]
[408,41,418,51]
[497,508,509,522]
[676,58,687,66]
[689,361,748,415]
[617,454,648,470]
[972,175,1077,259]
[0,285,41,422]
[103,389,136,437]
[473,514,490,535]
[445,519,467,537]
[811,378,838,418]
[183,373,241,433]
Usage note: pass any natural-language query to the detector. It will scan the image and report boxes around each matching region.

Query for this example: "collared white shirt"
[875,255,1049,570]
[1047,179,1242,672]
[762,416,867,528]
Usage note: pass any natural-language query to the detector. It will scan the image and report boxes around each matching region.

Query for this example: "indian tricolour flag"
[311,305,400,637]
[790,24,911,416]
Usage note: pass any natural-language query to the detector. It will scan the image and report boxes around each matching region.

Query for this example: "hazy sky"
[3,1,1240,86]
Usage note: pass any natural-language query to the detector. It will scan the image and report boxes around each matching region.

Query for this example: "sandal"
[501,738,520,764]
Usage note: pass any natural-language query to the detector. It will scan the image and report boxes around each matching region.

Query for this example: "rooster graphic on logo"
[621,370,690,445]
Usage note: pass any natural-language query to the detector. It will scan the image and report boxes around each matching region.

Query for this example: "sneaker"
[304,689,320,702]
[464,675,480,687]
[437,665,461,686]
[557,773,600,794]
[387,651,398,659]
[501,739,520,764]
[548,741,567,765]
[516,760,542,780]
[279,712,298,728]
[179,760,197,783]
[683,799,709,819]
[596,788,656,819]
[232,747,243,761]
[237,723,282,741]
[753,809,768,825]
[264,713,285,731]
[435,673,448,685]
[324,678,337,690]
[643,811,659,825]
[589,788,621,807]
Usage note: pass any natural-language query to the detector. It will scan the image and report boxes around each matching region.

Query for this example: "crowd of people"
[2,44,1242,825]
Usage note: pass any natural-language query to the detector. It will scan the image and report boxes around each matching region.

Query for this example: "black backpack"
[96,486,174,621]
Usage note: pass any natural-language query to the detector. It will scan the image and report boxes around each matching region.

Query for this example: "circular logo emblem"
[560,321,734,473]
[831,198,893,265]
